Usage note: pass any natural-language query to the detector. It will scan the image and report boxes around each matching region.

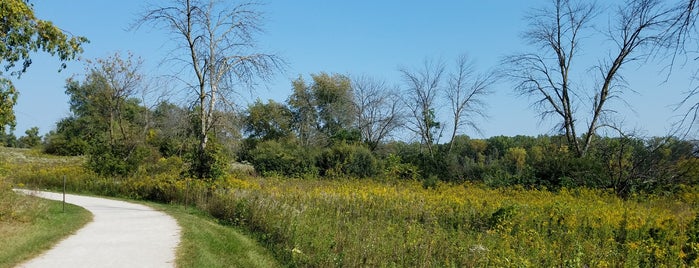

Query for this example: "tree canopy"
[0,0,87,132]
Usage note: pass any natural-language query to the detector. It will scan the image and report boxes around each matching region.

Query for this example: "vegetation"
[0,0,87,134]
[4,0,699,266]
[0,156,91,268]
[147,203,280,268]
[5,146,699,267]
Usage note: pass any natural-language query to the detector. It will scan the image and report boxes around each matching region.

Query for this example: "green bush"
[249,140,317,177]
[186,141,230,180]
[317,143,378,178]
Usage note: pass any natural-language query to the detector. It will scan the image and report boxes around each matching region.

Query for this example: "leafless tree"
[445,55,494,153]
[658,0,699,137]
[400,58,445,157]
[504,0,671,157]
[351,75,404,151]
[136,0,283,177]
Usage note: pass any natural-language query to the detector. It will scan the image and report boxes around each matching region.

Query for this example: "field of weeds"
[5,147,699,267]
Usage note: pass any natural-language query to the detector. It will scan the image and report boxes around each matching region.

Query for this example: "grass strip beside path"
[0,192,92,268]
[145,202,280,268]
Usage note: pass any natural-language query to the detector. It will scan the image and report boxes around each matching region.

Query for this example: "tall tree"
[244,99,293,141]
[660,0,699,137]
[311,73,355,142]
[504,0,670,156]
[288,76,318,147]
[445,55,494,153]
[288,73,356,146]
[60,54,150,177]
[400,58,445,157]
[0,0,87,132]
[138,0,282,178]
[351,75,403,151]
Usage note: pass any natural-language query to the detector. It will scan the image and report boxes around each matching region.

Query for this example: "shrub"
[249,140,317,177]
[186,141,230,180]
[317,143,378,178]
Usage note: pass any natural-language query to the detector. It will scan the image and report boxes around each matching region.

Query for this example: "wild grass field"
[5,147,699,267]
[0,152,92,268]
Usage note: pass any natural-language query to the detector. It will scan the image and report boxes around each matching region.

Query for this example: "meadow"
[5,147,699,267]
[0,151,92,268]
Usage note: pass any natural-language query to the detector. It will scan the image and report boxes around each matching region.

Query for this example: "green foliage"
[287,73,355,147]
[88,142,151,177]
[0,78,18,133]
[0,0,87,130]
[317,143,378,178]
[244,99,294,141]
[249,140,317,177]
[186,141,230,181]
[382,154,420,180]
[16,126,40,148]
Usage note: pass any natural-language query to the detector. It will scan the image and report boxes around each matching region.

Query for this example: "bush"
[88,142,152,178]
[317,143,378,178]
[249,140,317,177]
[186,141,230,180]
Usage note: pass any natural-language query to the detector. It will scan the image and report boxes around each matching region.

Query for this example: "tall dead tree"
[351,75,403,151]
[504,0,670,157]
[137,0,282,178]
[400,59,445,157]
[445,55,494,153]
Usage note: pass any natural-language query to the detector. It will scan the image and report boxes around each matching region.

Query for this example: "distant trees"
[138,0,283,179]
[0,0,87,134]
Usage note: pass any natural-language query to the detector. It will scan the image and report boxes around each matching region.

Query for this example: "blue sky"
[11,1,696,140]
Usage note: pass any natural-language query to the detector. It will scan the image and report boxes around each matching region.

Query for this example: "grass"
[7,146,699,266]
[0,190,92,268]
[1,146,280,267]
[146,202,280,268]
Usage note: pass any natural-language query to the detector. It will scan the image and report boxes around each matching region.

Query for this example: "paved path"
[13,190,181,268]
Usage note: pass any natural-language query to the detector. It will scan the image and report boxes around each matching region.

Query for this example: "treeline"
[22,54,696,198]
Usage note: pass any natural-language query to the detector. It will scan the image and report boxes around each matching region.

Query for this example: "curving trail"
[13,190,181,268]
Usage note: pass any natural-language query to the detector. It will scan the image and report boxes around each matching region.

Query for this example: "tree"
[150,101,192,157]
[504,0,670,157]
[311,73,355,142]
[660,0,699,137]
[400,58,445,157]
[351,75,403,151]
[0,0,87,132]
[138,0,283,179]
[56,54,150,176]
[288,73,356,147]
[445,55,494,153]
[244,99,293,141]
[288,76,318,147]
[17,126,40,148]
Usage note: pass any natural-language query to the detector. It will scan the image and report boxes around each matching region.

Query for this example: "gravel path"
[13,190,181,268]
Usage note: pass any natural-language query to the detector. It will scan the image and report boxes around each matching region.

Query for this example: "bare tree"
[400,59,445,157]
[504,0,670,157]
[445,55,494,153]
[351,75,403,151]
[136,0,282,178]
[659,0,699,137]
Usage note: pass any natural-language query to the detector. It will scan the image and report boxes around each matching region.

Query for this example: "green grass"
[0,191,92,268]
[146,202,280,268]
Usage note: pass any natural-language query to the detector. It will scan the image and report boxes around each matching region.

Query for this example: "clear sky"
[10,0,697,140]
